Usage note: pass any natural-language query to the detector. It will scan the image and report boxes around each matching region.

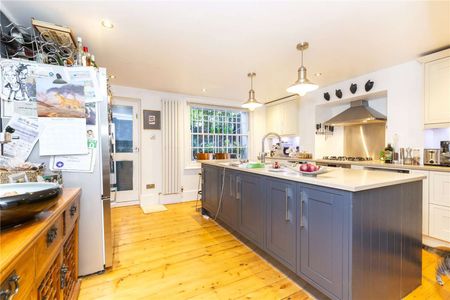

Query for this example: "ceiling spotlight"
[109,75,115,79]
[202,88,207,93]
[314,72,322,77]
[101,19,114,29]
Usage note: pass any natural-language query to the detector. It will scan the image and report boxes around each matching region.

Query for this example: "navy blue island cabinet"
[201,164,422,300]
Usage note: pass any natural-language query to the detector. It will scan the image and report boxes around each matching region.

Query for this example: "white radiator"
[161,99,182,195]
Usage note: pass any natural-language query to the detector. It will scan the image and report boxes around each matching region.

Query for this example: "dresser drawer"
[0,246,36,300]
[65,196,80,235]
[430,172,450,207]
[429,204,450,242]
[36,215,64,276]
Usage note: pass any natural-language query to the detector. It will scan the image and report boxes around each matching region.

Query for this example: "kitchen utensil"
[0,182,61,228]
[412,149,421,165]
[440,141,450,166]
[404,148,413,165]
[365,80,374,91]
[423,149,441,165]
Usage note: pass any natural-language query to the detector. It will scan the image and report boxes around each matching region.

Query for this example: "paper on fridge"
[39,118,88,156]
[50,149,96,172]
[3,114,40,161]
[66,67,101,102]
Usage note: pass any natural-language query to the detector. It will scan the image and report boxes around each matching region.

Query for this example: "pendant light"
[287,42,318,96]
[241,72,262,111]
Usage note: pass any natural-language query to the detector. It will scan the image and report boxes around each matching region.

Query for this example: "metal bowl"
[0,183,61,229]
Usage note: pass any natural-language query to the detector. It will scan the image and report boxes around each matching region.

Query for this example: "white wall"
[299,60,429,158]
[111,85,262,205]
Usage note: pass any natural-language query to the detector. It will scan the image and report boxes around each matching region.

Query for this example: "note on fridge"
[50,149,96,172]
[39,118,88,156]
[3,114,40,161]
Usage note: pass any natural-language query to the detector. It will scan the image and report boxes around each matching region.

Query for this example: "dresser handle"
[70,205,77,217]
[60,264,68,289]
[0,272,20,300]
[47,226,58,246]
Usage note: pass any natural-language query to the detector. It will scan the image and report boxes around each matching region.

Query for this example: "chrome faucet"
[259,132,282,164]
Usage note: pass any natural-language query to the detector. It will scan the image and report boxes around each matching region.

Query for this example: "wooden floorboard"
[79,201,450,299]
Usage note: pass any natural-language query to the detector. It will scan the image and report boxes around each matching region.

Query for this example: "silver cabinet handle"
[285,187,290,222]
[230,176,233,197]
[300,191,305,228]
[236,177,241,200]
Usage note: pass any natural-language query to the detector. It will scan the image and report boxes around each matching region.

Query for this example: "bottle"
[76,37,83,66]
[384,143,393,163]
[81,46,87,66]
[91,54,97,68]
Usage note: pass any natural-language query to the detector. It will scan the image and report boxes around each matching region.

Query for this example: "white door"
[111,97,140,203]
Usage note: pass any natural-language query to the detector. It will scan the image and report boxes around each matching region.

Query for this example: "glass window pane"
[112,105,133,153]
[116,160,133,191]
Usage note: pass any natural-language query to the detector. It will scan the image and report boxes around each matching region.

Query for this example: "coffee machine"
[440,141,450,166]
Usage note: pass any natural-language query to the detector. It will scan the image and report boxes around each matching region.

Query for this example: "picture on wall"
[143,110,161,130]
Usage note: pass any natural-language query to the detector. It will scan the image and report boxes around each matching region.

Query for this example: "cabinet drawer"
[0,246,35,300]
[65,197,80,234]
[36,215,64,276]
[430,172,450,207]
[429,204,450,242]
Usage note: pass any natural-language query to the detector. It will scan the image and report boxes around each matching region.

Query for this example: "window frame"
[189,104,249,161]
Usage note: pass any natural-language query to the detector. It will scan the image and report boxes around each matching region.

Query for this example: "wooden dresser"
[0,188,81,300]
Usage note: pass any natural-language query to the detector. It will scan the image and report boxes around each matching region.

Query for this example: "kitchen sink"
[0,182,61,229]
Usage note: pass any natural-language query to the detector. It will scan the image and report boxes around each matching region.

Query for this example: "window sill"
[184,162,201,170]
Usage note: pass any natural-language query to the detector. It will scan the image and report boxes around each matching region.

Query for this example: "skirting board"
[140,190,198,206]
[423,235,450,248]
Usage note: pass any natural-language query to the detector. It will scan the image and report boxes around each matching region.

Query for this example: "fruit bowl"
[299,167,329,177]
[0,182,61,229]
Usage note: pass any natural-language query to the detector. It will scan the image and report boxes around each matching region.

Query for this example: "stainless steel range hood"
[324,100,386,126]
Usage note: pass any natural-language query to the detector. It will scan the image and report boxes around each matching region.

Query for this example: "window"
[190,105,249,160]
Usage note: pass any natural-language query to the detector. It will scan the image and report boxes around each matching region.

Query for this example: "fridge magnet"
[143,110,161,130]
[85,102,96,125]
[35,77,85,118]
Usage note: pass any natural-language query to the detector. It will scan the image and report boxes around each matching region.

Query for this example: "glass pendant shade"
[287,42,318,96]
[241,73,262,111]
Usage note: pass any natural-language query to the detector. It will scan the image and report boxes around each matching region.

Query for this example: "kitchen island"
[200,161,425,300]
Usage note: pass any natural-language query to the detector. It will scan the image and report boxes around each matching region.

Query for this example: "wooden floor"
[79,201,450,300]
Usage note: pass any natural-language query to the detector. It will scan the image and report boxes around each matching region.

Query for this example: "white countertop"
[201,160,426,192]
[267,156,450,173]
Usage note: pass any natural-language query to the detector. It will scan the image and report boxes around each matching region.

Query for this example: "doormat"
[140,204,168,214]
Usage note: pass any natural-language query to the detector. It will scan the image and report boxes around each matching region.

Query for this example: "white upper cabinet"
[423,54,450,127]
[266,99,299,136]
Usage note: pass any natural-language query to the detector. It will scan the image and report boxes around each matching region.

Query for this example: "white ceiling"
[2,1,449,102]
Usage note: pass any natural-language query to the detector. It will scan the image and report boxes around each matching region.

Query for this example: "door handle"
[300,191,305,229]
[285,187,290,222]
[133,147,139,153]
[236,177,241,200]
[230,176,234,197]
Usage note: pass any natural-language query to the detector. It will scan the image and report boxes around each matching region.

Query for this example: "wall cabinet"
[236,173,265,247]
[298,187,345,299]
[266,99,299,136]
[424,56,450,127]
[265,179,297,271]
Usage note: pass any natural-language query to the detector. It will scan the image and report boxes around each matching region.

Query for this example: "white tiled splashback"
[424,128,450,149]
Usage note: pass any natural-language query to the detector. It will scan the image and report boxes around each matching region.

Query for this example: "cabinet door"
[266,179,297,271]
[237,173,265,247]
[429,204,450,242]
[425,57,450,125]
[266,104,281,134]
[202,166,220,214]
[410,170,429,235]
[429,172,450,207]
[218,171,238,230]
[280,100,299,136]
[298,187,344,299]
